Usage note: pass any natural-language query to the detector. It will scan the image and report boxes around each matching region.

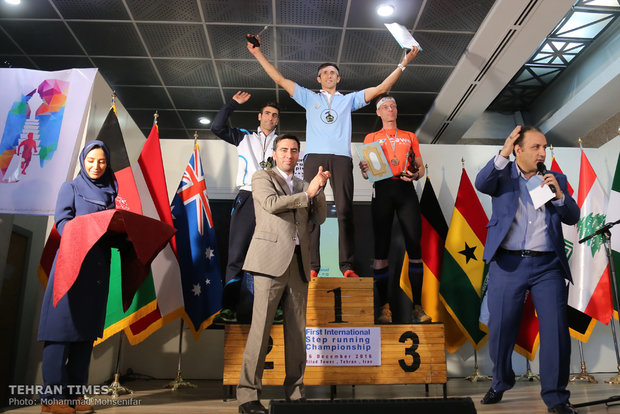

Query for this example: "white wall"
[112,132,620,381]
[7,80,620,385]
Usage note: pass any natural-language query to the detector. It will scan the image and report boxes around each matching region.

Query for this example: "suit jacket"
[243,169,327,281]
[475,157,580,281]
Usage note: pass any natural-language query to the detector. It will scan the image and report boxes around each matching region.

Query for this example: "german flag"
[417,176,466,352]
[439,168,488,350]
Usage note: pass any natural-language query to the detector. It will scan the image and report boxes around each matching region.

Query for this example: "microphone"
[536,162,556,193]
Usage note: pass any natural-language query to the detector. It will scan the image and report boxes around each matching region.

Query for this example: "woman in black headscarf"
[38,140,117,414]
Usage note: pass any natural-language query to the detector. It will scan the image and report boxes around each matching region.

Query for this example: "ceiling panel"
[417,0,496,31]
[114,86,172,109]
[1,21,83,55]
[91,57,160,85]
[340,30,404,63]
[201,0,272,24]
[0,0,499,140]
[129,109,183,129]
[153,59,218,87]
[408,32,474,66]
[0,28,21,54]
[276,0,348,26]
[215,60,278,88]
[125,0,201,22]
[168,87,222,110]
[178,110,219,132]
[139,23,209,58]
[346,0,422,29]
[68,22,146,56]
[0,0,58,18]
[220,88,280,110]
[209,25,274,60]
[53,0,129,20]
[277,27,341,62]
[31,56,94,71]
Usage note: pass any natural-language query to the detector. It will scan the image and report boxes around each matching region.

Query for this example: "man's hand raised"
[500,125,522,159]
[306,166,331,199]
[232,91,251,105]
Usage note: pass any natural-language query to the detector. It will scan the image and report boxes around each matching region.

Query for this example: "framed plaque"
[356,142,393,183]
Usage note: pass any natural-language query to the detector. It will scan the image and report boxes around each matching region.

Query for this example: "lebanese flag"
[551,157,597,342]
[568,150,612,324]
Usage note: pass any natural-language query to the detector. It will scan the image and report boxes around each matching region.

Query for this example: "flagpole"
[164,319,197,390]
[570,341,597,383]
[602,229,620,384]
[465,348,491,382]
[106,334,134,397]
[518,358,540,381]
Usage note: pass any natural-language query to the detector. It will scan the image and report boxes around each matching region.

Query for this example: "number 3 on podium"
[398,331,421,372]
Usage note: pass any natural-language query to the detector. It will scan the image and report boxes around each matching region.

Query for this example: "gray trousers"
[237,251,308,403]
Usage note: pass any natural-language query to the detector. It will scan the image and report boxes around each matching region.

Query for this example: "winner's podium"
[223,278,447,398]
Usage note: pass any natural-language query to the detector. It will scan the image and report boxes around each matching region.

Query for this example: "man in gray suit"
[237,135,329,414]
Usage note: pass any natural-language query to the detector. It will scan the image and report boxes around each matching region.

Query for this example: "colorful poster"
[0,68,97,215]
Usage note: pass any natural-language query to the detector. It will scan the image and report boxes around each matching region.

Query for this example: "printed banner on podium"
[306,327,381,366]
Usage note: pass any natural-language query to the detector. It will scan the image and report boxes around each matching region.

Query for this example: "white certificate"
[385,22,422,50]
[526,175,555,209]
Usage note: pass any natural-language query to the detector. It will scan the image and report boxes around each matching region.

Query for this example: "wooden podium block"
[306,278,374,325]
[223,277,446,388]
[223,324,446,386]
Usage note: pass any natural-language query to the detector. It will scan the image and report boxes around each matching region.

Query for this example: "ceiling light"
[198,117,210,125]
[5,0,21,5]
[376,4,394,17]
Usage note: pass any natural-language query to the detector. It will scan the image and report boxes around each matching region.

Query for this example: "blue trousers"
[488,252,570,408]
[41,341,93,401]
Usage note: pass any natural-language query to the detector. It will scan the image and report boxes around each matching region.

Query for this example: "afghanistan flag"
[171,143,223,338]
[399,176,466,352]
[37,105,161,345]
[439,168,488,350]
[568,150,612,325]
[95,105,164,345]
[551,156,597,342]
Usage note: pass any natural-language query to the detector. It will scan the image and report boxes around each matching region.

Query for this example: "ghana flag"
[439,168,489,349]
[399,176,466,352]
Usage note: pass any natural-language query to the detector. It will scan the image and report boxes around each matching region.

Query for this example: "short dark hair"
[260,102,279,114]
[273,134,300,151]
[513,125,543,156]
[317,63,340,76]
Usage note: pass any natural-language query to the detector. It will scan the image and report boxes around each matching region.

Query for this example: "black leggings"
[371,179,421,260]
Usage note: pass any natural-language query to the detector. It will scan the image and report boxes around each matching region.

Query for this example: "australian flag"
[171,143,223,337]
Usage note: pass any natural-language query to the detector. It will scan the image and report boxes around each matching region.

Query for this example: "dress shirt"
[275,166,301,245]
[494,154,565,252]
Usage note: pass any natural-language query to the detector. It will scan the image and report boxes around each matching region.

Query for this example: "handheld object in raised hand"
[246,25,269,48]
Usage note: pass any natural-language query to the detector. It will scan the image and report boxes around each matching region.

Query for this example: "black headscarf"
[73,140,118,208]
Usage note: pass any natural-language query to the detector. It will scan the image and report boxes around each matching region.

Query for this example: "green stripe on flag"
[440,250,487,347]
[100,249,158,340]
